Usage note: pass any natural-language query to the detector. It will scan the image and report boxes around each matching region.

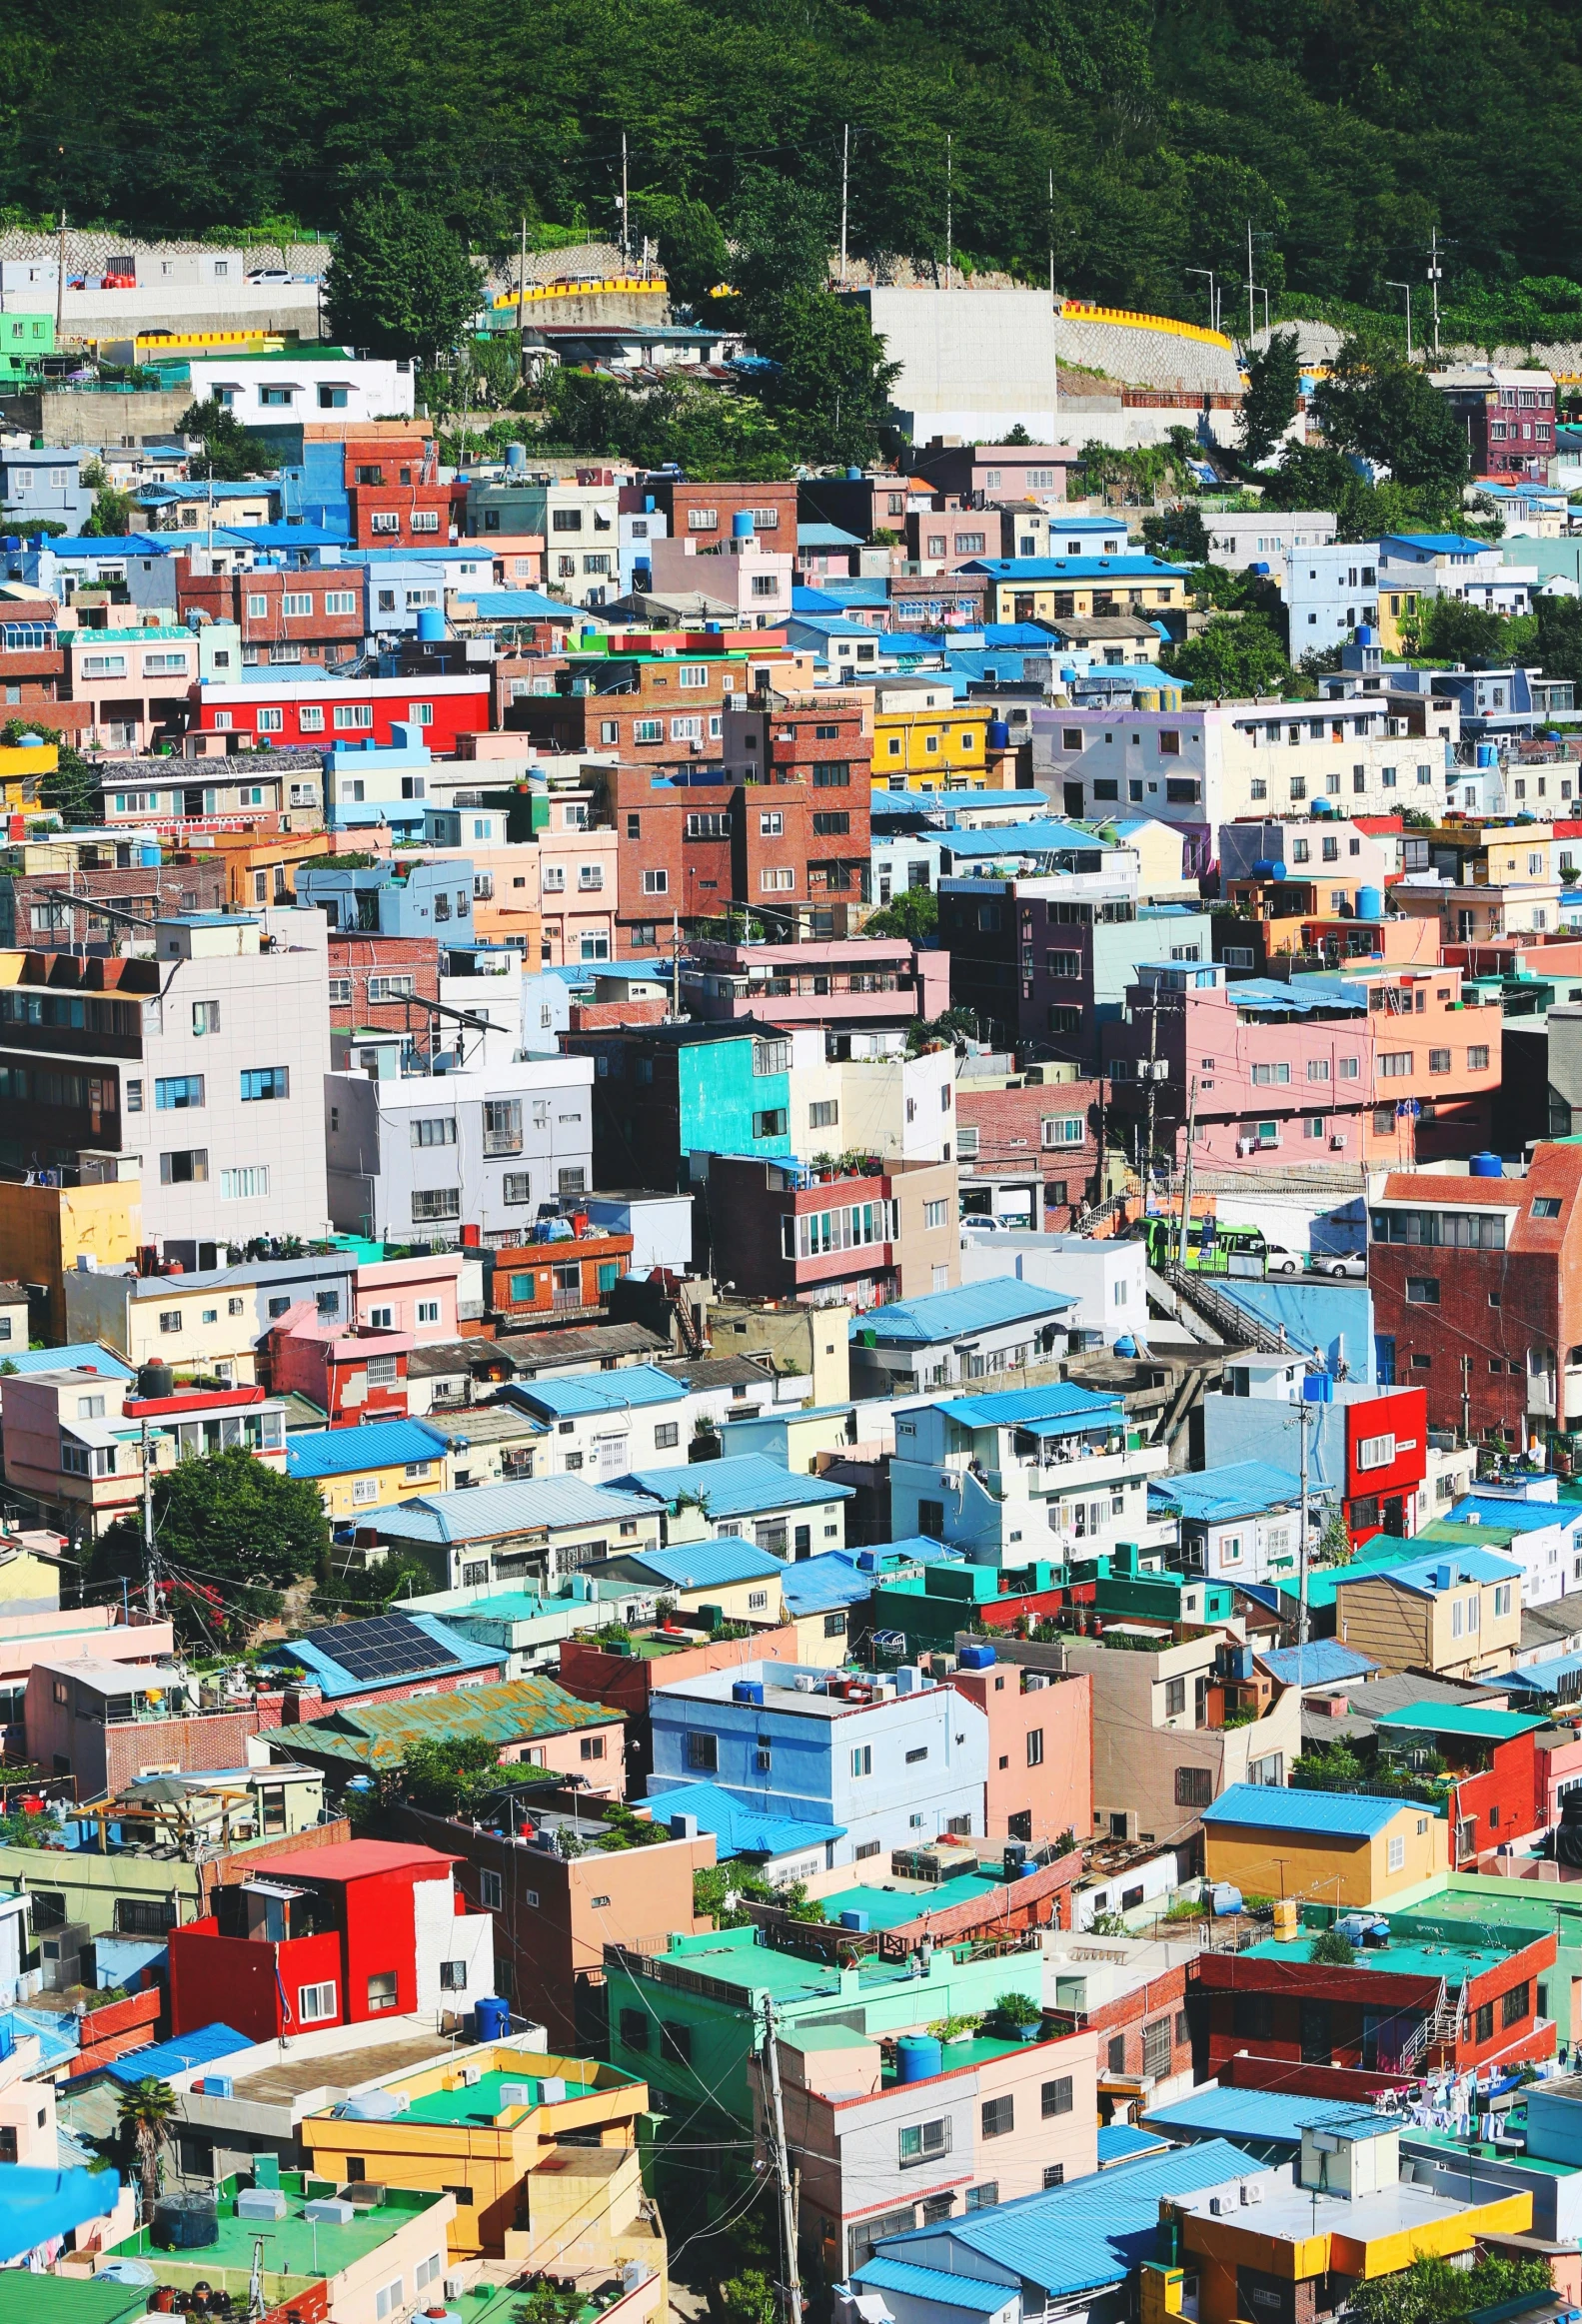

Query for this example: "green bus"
[1140,1216,1269,1275]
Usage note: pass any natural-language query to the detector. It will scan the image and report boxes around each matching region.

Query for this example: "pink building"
[2,1368,287,1540]
[681,937,950,1034]
[949,1662,1091,1848]
[648,526,793,625]
[260,1302,415,1426]
[355,1252,464,1341]
[781,2023,1099,2277]
[0,1602,174,1755]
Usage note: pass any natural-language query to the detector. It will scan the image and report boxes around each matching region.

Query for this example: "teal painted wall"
[679,1039,791,1161]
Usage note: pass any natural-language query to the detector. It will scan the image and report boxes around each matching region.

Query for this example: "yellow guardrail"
[491,276,668,309]
[1058,298,1235,353]
[135,330,286,356]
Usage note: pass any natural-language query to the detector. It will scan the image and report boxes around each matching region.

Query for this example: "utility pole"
[1185,269,1216,336]
[1048,167,1055,301]
[1245,219,1256,346]
[671,909,680,1019]
[1427,229,1443,358]
[1296,1394,1310,1663]
[761,1995,804,2324]
[1142,993,1161,1212]
[141,1418,157,1619]
[620,132,630,271]
[1174,1074,1198,1271]
[944,135,952,291]
[55,204,67,341]
[840,125,849,286]
[1386,280,1413,363]
[518,213,528,342]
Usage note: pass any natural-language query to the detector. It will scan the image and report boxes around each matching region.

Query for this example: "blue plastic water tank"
[1356,886,1384,922]
[417,606,445,641]
[732,1678,766,1706]
[505,442,527,471]
[839,1909,869,1933]
[895,2035,943,2083]
[1253,859,1288,882]
[987,718,1010,750]
[474,1995,511,2041]
[957,1642,996,1671]
[1477,741,1498,768]
[1470,1151,1504,1177]
[732,510,756,539]
[846,467,862,482]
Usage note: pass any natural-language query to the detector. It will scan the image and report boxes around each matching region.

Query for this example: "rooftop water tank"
[987,719,1010,750]
[417,606,445,642]
[1477,742,1498,767]
[732,1678,765,1706]
[732,510,756,539]
[839,1909,869,1932]
[1252,859,1288,882]
[474,1995,510,2041]
[1355,886,1384,922]
[957,1642,996,1670]
[137,1362,175,1399]
[152,2194,219,2251]
[846,467,862,481]
[505,442,527,471]
[895,2035,943,2083]
[1470,1151,1504,1177]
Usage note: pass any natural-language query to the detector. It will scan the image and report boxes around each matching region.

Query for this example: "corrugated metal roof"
[272,1675,618,1765]
[852,1279,1073,1344]
[1335,1546,1522,1595]
[1150,1461,1305,1524]
[936,1382,1123,1432]
[1254,1642,1378,1688]
[1097,2124,1171,2165]
[613,1538,789,1591]
[619,1455,850,1519]
[1372,1702,1546,1742]
[642,1777,844,1857]
[1200,1781,1407,1837]
[1448,1495,1582,1536]
[1503,1649,1582,1695]
[507,1365,687,1419]
[852,2262,1013,2313]
[873,2137,1258,2299]
[1143,2088,1394,2149]
[0,1342,135,1381]
[371,1477,663,1544]
[285,1418,450,1479]
[781,1554,879,1615]
[106,2023,253,2085]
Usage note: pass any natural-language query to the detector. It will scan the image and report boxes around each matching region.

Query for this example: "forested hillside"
[4,0,1582,321]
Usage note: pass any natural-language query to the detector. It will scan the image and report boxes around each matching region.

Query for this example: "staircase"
[1396,1980,1461,2073]
[1159,1260,1291,1356]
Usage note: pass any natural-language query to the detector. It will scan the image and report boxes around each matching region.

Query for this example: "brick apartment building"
[640,478,798,553]
[0,611,66,709]
[503,634,803,760]
[955,1074,1102,1228]
[0,849,228,950]
[1370,1140,1582,1445]
[328,933,442,1052]
[176,557,366,668]
[606,764,733,950]
[343,435,453,549]
[703,1152,959,1308]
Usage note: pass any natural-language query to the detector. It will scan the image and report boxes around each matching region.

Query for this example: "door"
[183,786,205,816]
[595,1433,629,1478]
[1063,781,1085,819]
[1013,592,1035,620]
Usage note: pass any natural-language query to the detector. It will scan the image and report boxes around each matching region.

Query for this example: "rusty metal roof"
[271,1675,620,1766]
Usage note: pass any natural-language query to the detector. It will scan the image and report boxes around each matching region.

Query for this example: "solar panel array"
[305,1613,462,1683]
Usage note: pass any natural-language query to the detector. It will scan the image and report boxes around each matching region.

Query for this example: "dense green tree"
[1421,594,1513,665]
[80,458,136,537]
[1310,338,1469,493]
[92,1447,330,1645]
[1537,595,1582,688]
[751,288,901,466]
[1162,610,1289,696]
[1239,330,1301,468]
[324,195,482,362]
[862,888,938,942]
[630,193,728,313]
[177,400,268,482]
[534,370,791,481]
[1308,1925,1356,1965]
[116,2080,178,2215]
[1141,506,1209,563]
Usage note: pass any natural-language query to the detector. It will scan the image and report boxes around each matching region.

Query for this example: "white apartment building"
[186,353,417,423]
[1204,510,1337,583]
[1284,541,1381,649]
[1031,697,1457,837]
[127,910,332,1265]
[326,1053,596,1244]
[782,1032,955,1164]
[1377,533,1537,616]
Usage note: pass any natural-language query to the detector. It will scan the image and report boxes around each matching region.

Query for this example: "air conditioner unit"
[445,2284,466,2304]
[1245,2183,1263,2205]
[1330,1134,1345,1150]
[462,2064,483,2087]
[1209,2196,1225,2215]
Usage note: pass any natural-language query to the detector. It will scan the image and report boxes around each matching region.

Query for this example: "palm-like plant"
[116,2077,178,2217]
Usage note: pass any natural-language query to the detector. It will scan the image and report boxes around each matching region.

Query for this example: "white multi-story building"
[1204,510,1337,583]
[1284,540,1382,650]
[326,1053,595,1244]
[186,352,417,423]
[1377,532,1537,617]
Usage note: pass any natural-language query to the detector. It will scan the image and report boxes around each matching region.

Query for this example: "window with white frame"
[298,1980,338,2023]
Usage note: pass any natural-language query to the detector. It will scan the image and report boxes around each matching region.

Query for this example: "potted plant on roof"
[995,1988,1044,2040]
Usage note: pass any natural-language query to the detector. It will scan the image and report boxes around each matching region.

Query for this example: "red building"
[1372,1703,1548,1867]
[1341,1387,1429,1546]
[606,764,734,951]
[1194,1922,1556,2079]
[259,1302,414,1424]
[0,616,66,708]
[485,1227,636,1330]
[348,483,454,548]
[719,692,872,936]
[191,671,492,753]
[703,1152,956,1309]
[328,933,442,1052]
[1369,1141,1582,1445]
[1431,366,1556,480]
[175,559,365,668]
[955,1075,1102,1231]
[167,1837,494,2040]
[504,634,802,762]
[639,479,797,554]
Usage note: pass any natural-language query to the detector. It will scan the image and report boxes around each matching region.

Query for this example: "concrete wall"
[846,289,1058,438]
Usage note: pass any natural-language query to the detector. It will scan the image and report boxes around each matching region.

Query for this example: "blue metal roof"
[853,1278,1073,1345]
[372,1477,662,1545]
[797,524,864,549]
[852,2261,1014,2314]
[939,822,1098,858]
[613,1537,789,1591]
[619,1454,850,1520]
[781,1553,882,1615]
[0,1342,135,1381]
[454,589,580,621]
[509,1365,687,1419]
[1143,2087,1395,2151]
[961,555,1187,581]
[1097,2123,1171,2165]
[1254,1642,1378,1688]
[1149,1461,1305,1525]
[264,1610,503,1699]
[937,1382,1124,1435]
[1503,1649,1582,1696]
[1200,1781,1408,1837]
[286,1418,450,1480]
[1447,1494,1582,1535]
[873,2138,1258,2299]
[1332,1546,1522,1596]
[106,2021,253,2084]
[644,1777,844,1857]
[0,2166,125,2266]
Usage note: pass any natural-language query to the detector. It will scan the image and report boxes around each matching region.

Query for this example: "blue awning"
[0,2164,122,2263]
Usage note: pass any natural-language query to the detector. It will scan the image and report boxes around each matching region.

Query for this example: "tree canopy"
[1309,338,1470,493]
[92,1447,331,1646]
[323,195,482,361]
[1239,330,1301,469]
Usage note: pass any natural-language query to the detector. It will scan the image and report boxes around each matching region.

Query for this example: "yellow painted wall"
[1202,1803,1445,1909]
[984,576,1186,623]
[0,1175,142,1341]
[872,705,989,785]
[312,1456,452,1520]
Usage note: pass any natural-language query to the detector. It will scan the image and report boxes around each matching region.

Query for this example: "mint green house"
[0,314,55,386]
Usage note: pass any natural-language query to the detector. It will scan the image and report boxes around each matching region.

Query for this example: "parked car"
[1309,1251,1367,1279]
[1263,1244,1304,1274]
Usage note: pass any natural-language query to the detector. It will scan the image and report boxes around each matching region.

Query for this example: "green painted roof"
[1413,1518,1523,1548]
[1272,1534,1419,1610]
[117,2173,446,2299]
[1399,2125,1575,2178]
[817,1871,1007,1929]
[273,1675,617,1767]
[0,2276,146,2324]
[1243,1932,1523,1989]
[392,2064,624,2125]
[1373,1703,1548,1743]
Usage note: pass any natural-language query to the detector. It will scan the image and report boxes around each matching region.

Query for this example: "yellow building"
[286,1419,453,1519]
[0,736,56,816]
[301,2045,659,2279]
[974,560,1188,626]
[1199,1781,1447,1910]
[1151,2120,1530,2324]
[1334,1546,1523,1679]
[872,686,992,787]
[0,1170,142,1342]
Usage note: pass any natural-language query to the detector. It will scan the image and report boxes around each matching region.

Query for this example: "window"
[411,1117,457,1147]
[898,2117,950,2166]
[374,2284,404,2324]
[1379,1052,1412,1078]
[1042,1116,1084,1147]
[222,1167,270,1201]
[1164,1676,1186,1718]
[980,2096,1014,2137]
[412,1188,461,1221]
[1141,2017,1171,2080]
[1387,1834,1406,1872]
[155,1075,204,1110]
[923,1198,948,1229]
[687,1732,719,1772]
[484,1098,523,1155]
[479,1867,503,1911]
[760,810,784,837]
[366,1355,399,1387]
[1503,1981,1530,2028]
[850,1743,873,1777]
[334,703,375,730]
[300,705,326,733]
[1495,1582,1512,1617]
[660,2020,692,2065]
[965,2185,997,2213]
[754,1109,788,1138]
[1405,1277,1440,1305]
[1251,1061,1289,1085]
[367,1971,399,2011]
[1026,1729,1044,1767]
[1174,1764,1212,1807]
[643,868,669,895]
[1357,1434,1395,1472]
[241,1066,289,1102]
[298,1980,337,2024]
[1534,1196,1563,1219]
[1428,1048,1451,1075]
[160,1149,208,1184]
[325,590,357,615]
